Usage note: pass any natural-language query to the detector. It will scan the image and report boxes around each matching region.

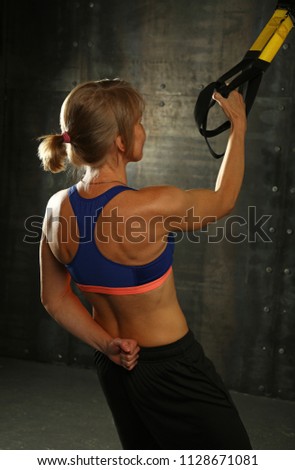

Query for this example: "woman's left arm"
[39,235,140,369]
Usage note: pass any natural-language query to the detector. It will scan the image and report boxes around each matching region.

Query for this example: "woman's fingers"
[120,351,140,370]
[110,337,140,370]
[212,89,246,124]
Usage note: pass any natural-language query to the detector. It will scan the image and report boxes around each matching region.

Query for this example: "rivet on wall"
[283,268,291,275]
[263,306,270,313]
[266,266,273,273]
[261,346,267,351]
[73,41,79,48]
[282,43,290,50]
[159,101,165,107]
[290,187,295,194]
[258,385,265,392]
[274,146,281,153]
[278,347,285,355]
[286,228,293,235]
[269,227,276,234]
[272,186,279,193]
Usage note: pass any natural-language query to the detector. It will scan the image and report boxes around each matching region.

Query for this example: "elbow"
[222,200,236,217]
[40,279,71,315]
[219,204,236,221]
[216,191,238,220]
[40,294,55,317]
[40,290,48,310]
[40,291,61,319]
[40,286,52,312]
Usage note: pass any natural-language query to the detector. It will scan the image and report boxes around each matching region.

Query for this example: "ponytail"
[37,134,69,173]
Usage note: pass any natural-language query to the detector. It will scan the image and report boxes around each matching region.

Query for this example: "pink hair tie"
[62,131,71,143]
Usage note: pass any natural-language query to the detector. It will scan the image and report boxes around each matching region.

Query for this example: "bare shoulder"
[116,185,185,219]
[42,188,72,230]
[125,185,187,217]
[47,188,69,206]
[42,188,74,241]
[137,185,184,199]
[45,188,70,212]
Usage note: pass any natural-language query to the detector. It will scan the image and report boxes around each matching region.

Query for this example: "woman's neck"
[83,162,128,185]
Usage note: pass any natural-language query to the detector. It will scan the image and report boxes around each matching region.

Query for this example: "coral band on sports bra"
[76,266,173,295]
[65,185,175,295]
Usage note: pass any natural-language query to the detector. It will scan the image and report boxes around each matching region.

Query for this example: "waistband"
[138,330,195,362]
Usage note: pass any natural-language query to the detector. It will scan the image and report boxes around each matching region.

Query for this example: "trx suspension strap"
[194,1,295,158]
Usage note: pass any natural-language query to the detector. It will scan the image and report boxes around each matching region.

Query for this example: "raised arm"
[39,234,140,370]
[135,89,247,233]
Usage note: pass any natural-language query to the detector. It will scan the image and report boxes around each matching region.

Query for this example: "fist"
[106,337,140,371]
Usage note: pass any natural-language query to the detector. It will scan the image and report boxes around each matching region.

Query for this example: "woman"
[38,79,251,450]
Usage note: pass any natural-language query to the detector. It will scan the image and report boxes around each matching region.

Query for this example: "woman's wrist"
[230,117,247,134]
[98,335,114,355]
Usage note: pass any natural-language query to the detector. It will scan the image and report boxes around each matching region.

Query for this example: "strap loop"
[194,4,294,158]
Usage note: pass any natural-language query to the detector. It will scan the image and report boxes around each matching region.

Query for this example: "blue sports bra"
[65,185,174,295]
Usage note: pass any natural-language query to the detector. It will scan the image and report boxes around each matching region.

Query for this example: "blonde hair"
[37,79,145,173]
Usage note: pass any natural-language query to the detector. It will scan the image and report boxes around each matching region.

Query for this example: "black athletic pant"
[94,330,252,450]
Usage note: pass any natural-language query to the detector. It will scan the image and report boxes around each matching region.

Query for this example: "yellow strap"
[249,8,294,64]
[258,15,293,63]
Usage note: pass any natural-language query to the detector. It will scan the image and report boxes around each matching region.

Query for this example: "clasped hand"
[106,338,140,371]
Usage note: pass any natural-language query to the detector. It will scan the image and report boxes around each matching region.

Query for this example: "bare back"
[45,182,188,346]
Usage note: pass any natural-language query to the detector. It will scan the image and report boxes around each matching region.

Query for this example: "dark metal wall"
[1,0,294,400]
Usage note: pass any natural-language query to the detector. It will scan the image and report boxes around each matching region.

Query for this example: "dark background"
[1,0,294,400]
